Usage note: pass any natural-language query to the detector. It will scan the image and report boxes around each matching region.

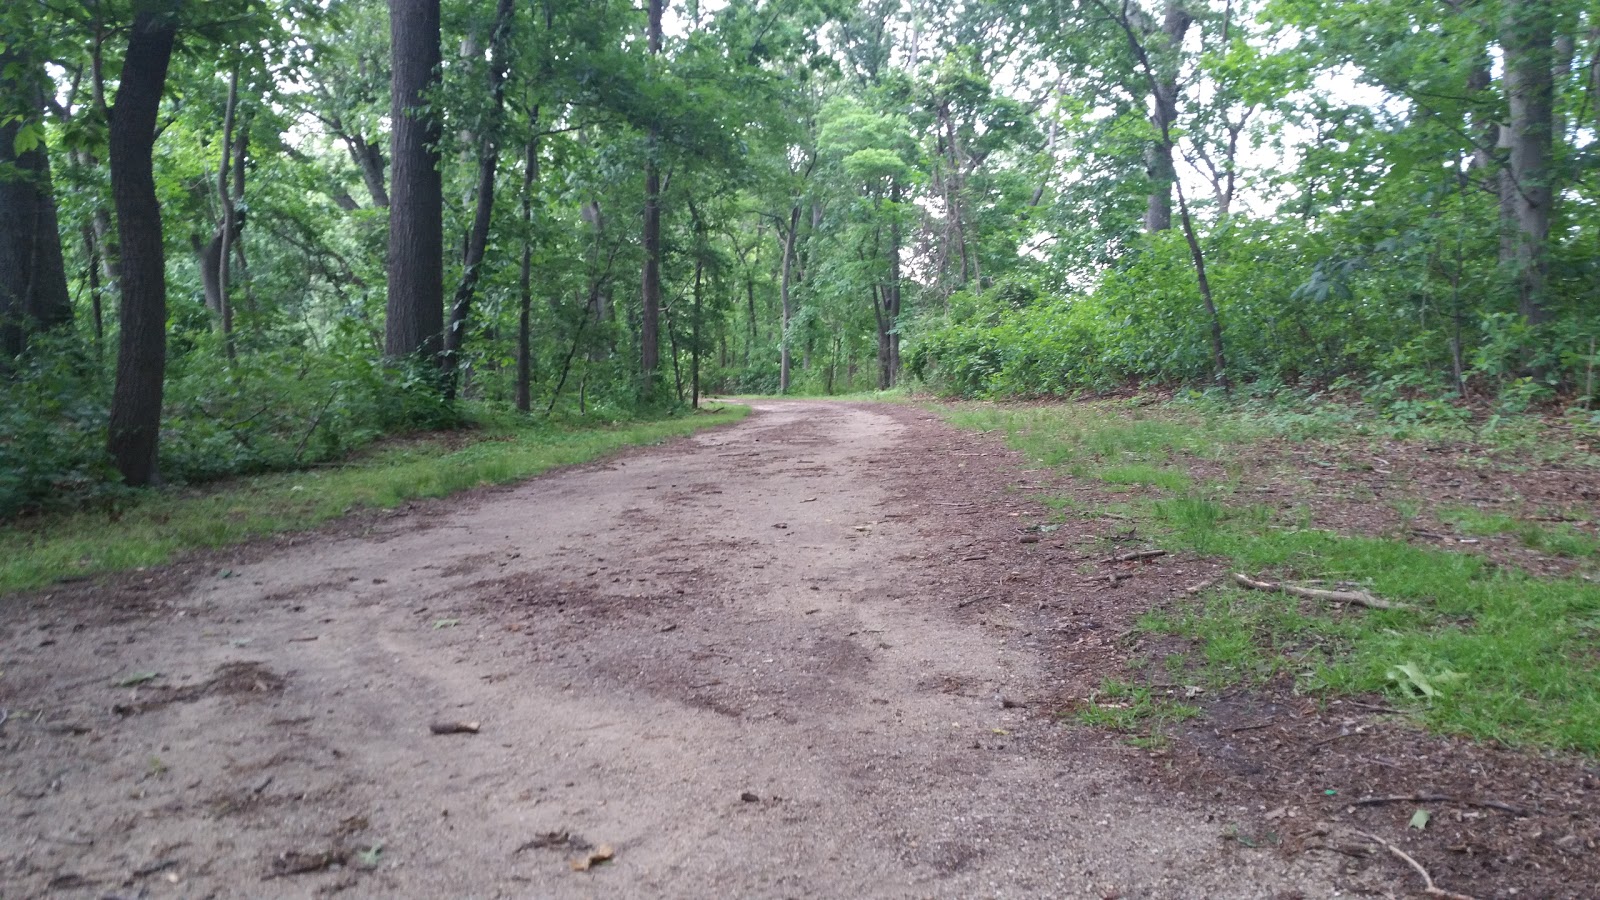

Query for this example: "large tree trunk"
[1502,0,1555,330]
[1143,3,1192,233]
[443,0,516,394]
[639,0,666,395]
[385,0,445,360]
[107,6,180,486]
[0,61,73,365]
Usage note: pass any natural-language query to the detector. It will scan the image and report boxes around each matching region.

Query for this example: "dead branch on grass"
[1231,573,1409,611]
[1351,829,1477,900]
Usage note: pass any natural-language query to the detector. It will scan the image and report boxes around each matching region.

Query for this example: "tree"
[107,2,181,485]
[639,0,666,396]
[385,0,444,360]
[442,0,516,393]
[1501,0,1555,332]
[0,48,73,365]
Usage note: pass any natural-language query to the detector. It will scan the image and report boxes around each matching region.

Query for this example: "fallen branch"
[1231,573,1409,611]
[1351,829,1477,900]
[1101,549,1167,564]
[1353,794,1525,816]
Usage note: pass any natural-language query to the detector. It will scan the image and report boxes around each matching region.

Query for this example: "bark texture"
[1143,3,1192,234]
[385,0,445,360]
[107,5,180,485]
[639,0,665,392]
[1502,0,1555,329]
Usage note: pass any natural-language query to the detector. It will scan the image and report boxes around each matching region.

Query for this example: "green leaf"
[1409,809,1431,831]
[116,672,160,687]
[12,122,44,155]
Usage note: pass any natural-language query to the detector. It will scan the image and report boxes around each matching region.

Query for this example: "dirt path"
[2,401,1337,898]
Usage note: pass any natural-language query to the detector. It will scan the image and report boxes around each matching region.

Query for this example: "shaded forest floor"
[2,397,1596,898]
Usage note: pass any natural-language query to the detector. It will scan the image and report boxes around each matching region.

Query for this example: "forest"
[3,0,1598,515]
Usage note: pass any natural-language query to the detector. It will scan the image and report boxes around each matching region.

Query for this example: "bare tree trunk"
[107,6,180,485]
[385,0,445,361]
[639,0,666,396]
[1143,3,1192,233]
[778,204,800,394]
[886,182,904,386]
[1502,0,1555,331]
[216,65,239,360]
[82,225,104,357]
[516,126,538,413]
[345,134,390,208]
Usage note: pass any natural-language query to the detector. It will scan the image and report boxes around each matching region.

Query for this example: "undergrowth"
[942,398,1600,755]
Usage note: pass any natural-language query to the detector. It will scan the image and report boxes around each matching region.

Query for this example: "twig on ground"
[1101,549,1167,564]
[1341,700,1399,713]
[1229,720,1275,733]
[1351,829,1477,900]
[1231,573,1409,611]
[1184,576,1221,595]
[1353,794,1525,815]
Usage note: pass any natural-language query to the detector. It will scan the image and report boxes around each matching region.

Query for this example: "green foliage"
[0,337,117,518]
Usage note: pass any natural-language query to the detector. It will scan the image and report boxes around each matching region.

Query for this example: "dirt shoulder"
[2,400,1350,899]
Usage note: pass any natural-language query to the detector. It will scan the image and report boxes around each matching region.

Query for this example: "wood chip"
[569,844,614,872]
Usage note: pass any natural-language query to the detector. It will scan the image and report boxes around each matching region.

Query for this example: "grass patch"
[1438,506,1600,559]
[1098,464,1191,492]
[1072,677,1202,746]
[0,404,749,596]
[939,398,1600,754]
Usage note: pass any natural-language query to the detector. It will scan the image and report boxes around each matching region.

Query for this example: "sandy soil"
[0,400,1355,899]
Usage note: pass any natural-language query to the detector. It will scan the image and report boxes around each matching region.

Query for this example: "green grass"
[1073,677,1202,745]
[1438,506,1600,559]
[940,399,1600,754]
[0,404,749,596]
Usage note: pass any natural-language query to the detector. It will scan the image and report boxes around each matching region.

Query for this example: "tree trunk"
[516,125,538,413]
[385,0,445,361]
[345,134,390,208]
[887,184,903,386]
[1104,0,1227,387]
[639,0,666,396]
[216,66,239,360]
[0,61,74,365]
[107,6,180,485]
[1143,3,1192,233]
[443,0,516,394]
[1502,0,1555,330]
[778,204,800,393]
